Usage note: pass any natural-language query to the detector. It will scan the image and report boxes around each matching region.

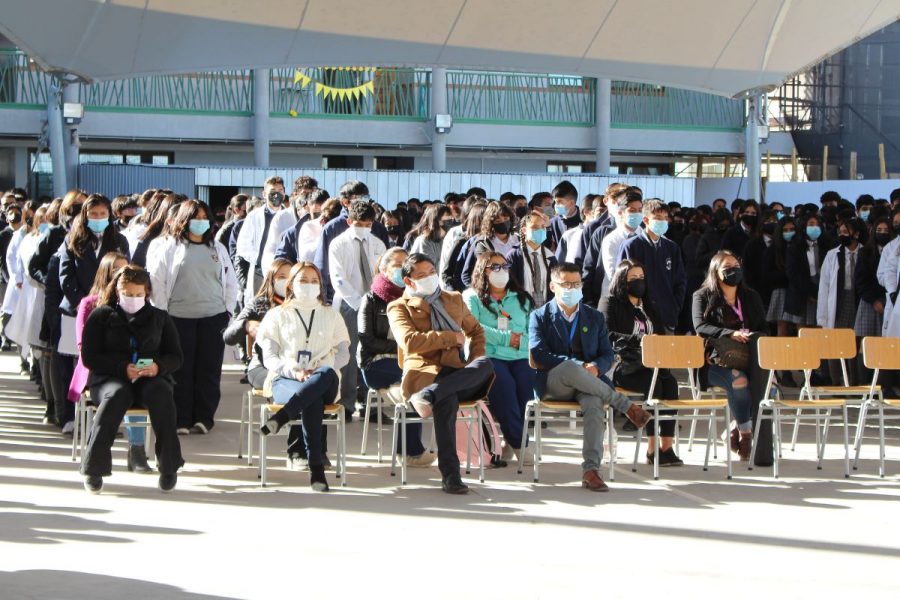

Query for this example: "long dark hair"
[863,216,892,262]
[479,202,515,239]
[608,258,644,301]
[88,251,128,297]
[470,251,533,315]
[256,257,294,304]
[100,264,152,307]
[169,199,214,246]
[772,216,796,272]
[68,194,118,258]
[463,200,488,238]
[701,250,744,320]
[406,204,449,244]
[138,191,179,242]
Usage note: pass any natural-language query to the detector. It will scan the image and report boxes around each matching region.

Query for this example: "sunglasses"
[486,263,511,272]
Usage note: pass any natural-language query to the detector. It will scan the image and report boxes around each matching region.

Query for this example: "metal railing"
[270,67,430,120]
[611,82,744,131]
[0,50,51,106]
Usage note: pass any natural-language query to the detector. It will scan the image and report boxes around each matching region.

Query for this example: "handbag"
[710,337,750,371]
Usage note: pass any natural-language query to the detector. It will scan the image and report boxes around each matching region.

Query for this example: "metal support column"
[431,67,448,172]
[47,81,68,197]
[595,78,612,175]
[253,68,270,168]
[745,94,763,201]
[63,82,80,191]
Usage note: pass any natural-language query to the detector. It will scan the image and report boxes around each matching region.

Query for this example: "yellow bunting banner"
[291,67,376,110]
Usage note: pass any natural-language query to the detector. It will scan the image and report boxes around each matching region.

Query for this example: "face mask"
[721,267,743,287]
[273,278,288,298]
[554,204,569,218]
[894,224,900,236]
[353,226,371,238]
[189,219,210,236]
[626,279,647,298]
[119,295,145,314]
[783,230,796,242]
[515,206,528,219]
[776,211,785,220]
[390,267,406,288]
[740,214,758,228]
[543,206,555,218]
[488,270,509,289]
[492,221,511,236]
[529,228,547,245]
[761,222,776,235]
[7,212,21,225]
[557,287,582,308]
[267,191,284,208]
[87,218,108,234]
[293,282,320,300]
[440,220,455,233]
[806,225,822,241]
[648,220,669,237]
[860,210,871,221]
[624,212,643,230]
[387,225,402,236]
[38,223,49,235]
[411,274,439,297]
[876,232,892,246]
[839,235,856,248]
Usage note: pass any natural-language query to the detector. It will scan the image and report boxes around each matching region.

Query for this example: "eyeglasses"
[553,281,583,290]
[486,263,511,272]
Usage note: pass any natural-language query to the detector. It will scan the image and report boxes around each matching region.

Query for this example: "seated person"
[256,262,350,491]
[528,262,651,492]
[387,253,494,495]
[604,259,683,467]
[80,265,184,494]
[358,247,433,467]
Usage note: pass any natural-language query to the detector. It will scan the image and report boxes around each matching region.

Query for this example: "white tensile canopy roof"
[1,0,899,97]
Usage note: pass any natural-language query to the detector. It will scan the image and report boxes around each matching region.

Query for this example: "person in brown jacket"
[387,253,494,494]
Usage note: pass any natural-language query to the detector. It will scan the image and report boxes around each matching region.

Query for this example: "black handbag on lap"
[710,337,751,371]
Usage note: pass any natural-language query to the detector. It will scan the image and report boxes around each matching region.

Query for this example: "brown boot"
[738,432,753,461]
[625,403,652,429]
[582,469,609,492]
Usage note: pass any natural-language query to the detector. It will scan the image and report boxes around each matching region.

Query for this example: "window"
[547,161,594,174]
[322,155,364,169]
[374,156,413,170]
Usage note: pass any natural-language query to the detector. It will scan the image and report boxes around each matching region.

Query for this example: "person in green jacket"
[463,251,535,464]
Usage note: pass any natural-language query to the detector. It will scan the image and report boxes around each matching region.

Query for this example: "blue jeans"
[361,358,425,456]
[488,358,534,449]
[707,364,753,430]
[125,415,146,445]
[272,368,339,468]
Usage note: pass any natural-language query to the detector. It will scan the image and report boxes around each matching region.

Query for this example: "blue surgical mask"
[649,220,669,237]
[860,210,870,221]
[38,223,49,235]
[390,267,406,288]
[529,228,547,245]
[554,204,568,218]
[783,231,796,242]
[624,212,643,230]
[806,225,822,241]
[189,219,210,236]
[558,287,582,308]
[776,211,784,221]
[87,218,108,234]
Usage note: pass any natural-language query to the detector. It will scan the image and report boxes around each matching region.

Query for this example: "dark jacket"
[618,229,687,330]
[692,285,766,361]
[0,227,13,283]
[58,232,130,316]
[229,219,250,292]
[223,295,272,369]
[741,236,770,304]
[680,232,705,296]
[581,219,616,306]
[506,244,557,306]
[577,211,611,265]
[41,250,64,345]
[785,236,833,316]
[549,212,582,249]
[460,235,506,288]
[81,303,183,385]
[440,234,470,292]
[720,223,752,256]
[274,219,303,264]
[528,300,615,398]
[762,242,790,292]
[856,245,886,306]
[357,291,397,369]
[696,228,725,272]
[603,294,665,376]
[27,225,67,287]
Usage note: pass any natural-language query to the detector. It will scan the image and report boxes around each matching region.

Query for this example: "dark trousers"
[171,312,229,430]
[271,368,339,468]
[614,365,678,437]
[248,366,326,459]
[488,358,534,449]
[337,300,363,411]
[50,351,75,426]
[423,356,494,477]
[81,376,183,476]
[362,358,425,456]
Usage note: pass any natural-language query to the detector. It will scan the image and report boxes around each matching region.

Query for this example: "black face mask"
[722,267,743,287]
[24,215,33,227]
[267,191,284,207]
[718,223,730,232]
[387,225,401,236]
[894,224,900,236]
[440,220,455,233]
[492,221,511,235]
[740,214,758,229]
[670,221,684,231]
[7,212,21,225]
[761,222,776,235]
[626,279,647,299]
[839,235,856,248]
[876,232,892,246]
[514,206,528,218]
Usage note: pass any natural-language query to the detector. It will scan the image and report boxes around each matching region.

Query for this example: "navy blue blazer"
[528,299,615,398]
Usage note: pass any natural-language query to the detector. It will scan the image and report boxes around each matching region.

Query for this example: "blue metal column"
[253,68,270,168]
[595,78,611,175]
[431,67,448,172]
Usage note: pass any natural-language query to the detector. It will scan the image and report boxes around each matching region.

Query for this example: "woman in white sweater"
[256,261,351,491]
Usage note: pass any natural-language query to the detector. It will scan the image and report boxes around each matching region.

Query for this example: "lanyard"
[294,309,316,347]
[730,298,744,326]
[130,336,138,364]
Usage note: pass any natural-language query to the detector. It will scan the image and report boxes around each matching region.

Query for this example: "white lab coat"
[877,237,900,335]
[816,246,843,329]
[328,228,386,311]
[600,225,635,299]
[145,236,240,313]
[1,228,25,315]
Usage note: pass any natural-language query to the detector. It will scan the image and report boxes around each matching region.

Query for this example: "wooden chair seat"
[778,399,846,408]
[252,388,266,396]
[812,385,876,394]
[539,400,581,411]
[264,403,343,414]
[656,399,728,409]
[883,399,900,407]
[124,409,150,416]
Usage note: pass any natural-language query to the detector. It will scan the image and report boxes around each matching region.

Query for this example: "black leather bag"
[711,337,751,371]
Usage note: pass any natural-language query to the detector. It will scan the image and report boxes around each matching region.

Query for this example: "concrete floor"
[1,353,900,599]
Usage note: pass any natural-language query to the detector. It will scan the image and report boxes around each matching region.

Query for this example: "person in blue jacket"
[617,199,686,332]
[528,262,651,492]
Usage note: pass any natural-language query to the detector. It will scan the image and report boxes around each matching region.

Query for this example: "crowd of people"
[1,177,896,495]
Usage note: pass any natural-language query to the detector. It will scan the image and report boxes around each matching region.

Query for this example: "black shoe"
[158,473,177,493]
[441,472,469,495]
[127,445,153,473]
[239,375,249,384]
[84,475,103,494]
[344,407,354,423]
[622,419,637,432]
[310,466,330,492]
[659,447,684,467]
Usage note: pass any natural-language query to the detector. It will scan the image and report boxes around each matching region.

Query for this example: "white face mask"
[273,278,288,298]
[293,282,320,301]
[411,274,439,297]
[488,270,510,289]
[353,226,371,239]
[119,295,146,314]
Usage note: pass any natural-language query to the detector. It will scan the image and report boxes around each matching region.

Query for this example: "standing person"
[256,262,350,491]
[696,209,732,274]
[358,248,432,467]
[528,262,652,492]
[678,213,709,333]
[79,265,183,493]
[215,194,248,252]
[145,199,239,434]
[111,195,138,233]
[692,251,767,462]
[460,201,518,287]
[555,195,595,265]
[123,188,161,253]
[578,183,628,273]
[236,176,287,301]
[742,209,778,309]
[381,209,406,248]
[408,204,454,266]
[817,218,865,385]
[548,181,581,250]
[763,216,798,358]
[0,203,25,350]
[784,213,833,332]
[328,200,387,418]
[130,193,180,267]
[274,190,331,264]
[463,252,534,463]
[440,199,487,292]
[507,210,557,309]
[387,253,495,494]
[617,199,687,332]
[876,208,900,336]
[720,200,759,256]
[599,186,644,305]
[604,260,683,466]
[856,217,891,384]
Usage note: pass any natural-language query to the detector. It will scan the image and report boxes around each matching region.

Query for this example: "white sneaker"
[408,390,433,418]
[501,442,515,462]
[405,453,436,468]
[176,427,190,436]
[286,456,309,471]
[61,421,75,435]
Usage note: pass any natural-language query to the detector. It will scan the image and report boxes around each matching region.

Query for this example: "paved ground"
[1,352,900,599]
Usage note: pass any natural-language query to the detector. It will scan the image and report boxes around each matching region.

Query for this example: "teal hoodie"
[463,288,532,361]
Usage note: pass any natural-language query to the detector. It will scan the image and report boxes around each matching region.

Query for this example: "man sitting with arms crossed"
[529,262,651,492]
[387,253,494,495]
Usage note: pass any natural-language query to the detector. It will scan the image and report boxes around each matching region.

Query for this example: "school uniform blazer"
[145,236,239,313]
[528,300,615,399]
[507,243,557,305]
[386,291,486,401]
[58,232,130,316]
[618,229,687,330]
[785,236,833,316]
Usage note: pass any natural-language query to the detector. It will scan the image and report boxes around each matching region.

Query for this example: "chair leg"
[376,390,383,463]
[246,393,256,467]
[390,405,400,477]
[607,405,616,482]
[361,389,374,455]
[815,409,824,470]
[237,390,247,459]
[790,408,801,451]
[841,404,850,478]
[709,411,719,459]
[71,400,81,461]
[533,404,542,483]
[518,402,533,475]
[749,409,764,470]
[724,405,732,480]
[465,410,472,475]
[653,406,660,481]
[478,408,485,483]
[853,401,869,470]
[341,412,348,487]
[259,407,268,487]
[878,403,886,478]
[688,408,698,452]
[702,411,713,472]
[773,407,781,479]
[400,408,408,486]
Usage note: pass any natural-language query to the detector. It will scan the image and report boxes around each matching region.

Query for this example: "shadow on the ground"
[0,570,241,599]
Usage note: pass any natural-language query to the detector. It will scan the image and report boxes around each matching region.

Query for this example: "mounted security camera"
[435,114,452,133]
